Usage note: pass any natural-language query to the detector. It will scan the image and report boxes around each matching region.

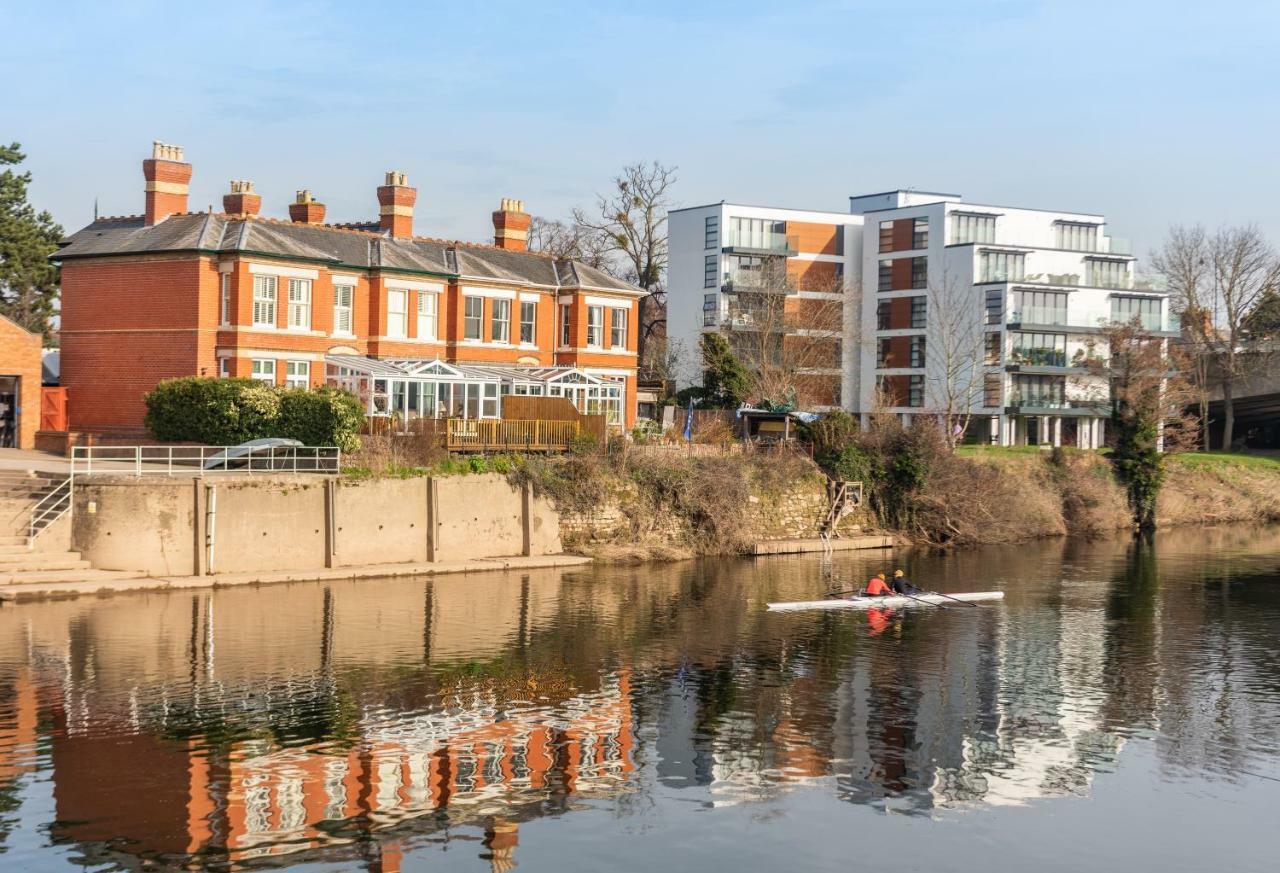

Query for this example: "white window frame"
[252,275,277,327]
[491,297,511,344]
[559,304,571,347]
[387,289,408,338]
[610,307,627,348]
[586,305,604,348]
[333,284,354,335]
[250,359,276,384]
[287,278,312,329]
[464,296,483,340]
[219,357,230,378]
[285,360,310,389]
[220,273,231,325]
[417,291,438,341]
[519,300,537,344]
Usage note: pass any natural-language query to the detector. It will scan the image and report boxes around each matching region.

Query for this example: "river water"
[2,527,1280,872]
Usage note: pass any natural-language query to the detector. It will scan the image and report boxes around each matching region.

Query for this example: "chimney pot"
[223,179,261,216]
[492,197,531,251]
[376,170,417,238]
[142,140,192,225]
[289,190,326,224]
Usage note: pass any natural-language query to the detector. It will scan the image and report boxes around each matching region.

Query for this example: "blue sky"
[6,0,1279,259]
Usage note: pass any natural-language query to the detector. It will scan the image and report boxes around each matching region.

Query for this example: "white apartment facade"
[668,203,863,408]
[668,189,1176,448]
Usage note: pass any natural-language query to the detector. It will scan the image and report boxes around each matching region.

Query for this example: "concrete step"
[0,535,27,547]
[0,568,134,588]
[0,555,91,572]
[0,544,33,555]
[0,548,83,563]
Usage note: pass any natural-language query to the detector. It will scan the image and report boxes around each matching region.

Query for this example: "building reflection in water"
[1,525,1280,869]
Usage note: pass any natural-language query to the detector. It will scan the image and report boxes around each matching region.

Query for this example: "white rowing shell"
[767,591,1005,611]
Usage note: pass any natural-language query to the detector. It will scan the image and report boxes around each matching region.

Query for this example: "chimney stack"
[288,189,326,224]
[223,180,261,216]
[377,171,416,238]
[492,198,531,251]
[142,141,192,225]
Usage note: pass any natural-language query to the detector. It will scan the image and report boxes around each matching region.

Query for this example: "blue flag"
[682,397,694,441]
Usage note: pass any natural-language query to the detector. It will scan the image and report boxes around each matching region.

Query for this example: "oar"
[823,588,864,599]
[927,590,979,608]
[899,591,950,609]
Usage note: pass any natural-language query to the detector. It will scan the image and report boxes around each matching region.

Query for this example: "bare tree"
[573,161,676,364]
[718,259,847,408]
[1155,224,1280,449]
[925,270,988,450]
[1151,225,1212,449]
[641,333,686,388]
[526,216,615,271]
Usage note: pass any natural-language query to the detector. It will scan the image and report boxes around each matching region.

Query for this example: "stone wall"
[72,473,561,576]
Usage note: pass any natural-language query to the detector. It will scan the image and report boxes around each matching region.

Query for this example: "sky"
[5,0,1280,260]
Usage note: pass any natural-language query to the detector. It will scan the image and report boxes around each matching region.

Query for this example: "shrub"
[278,387,364,452]
[144,377,362,449]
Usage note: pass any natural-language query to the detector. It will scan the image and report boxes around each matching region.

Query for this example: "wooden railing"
[446,418,580,451]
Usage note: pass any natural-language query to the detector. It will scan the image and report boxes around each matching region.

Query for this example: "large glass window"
[252,275,277,326]
[1111,295,1161,329]
[417,292,437,341]
[220,274,231,325]
[704,293,718,327]
[559,304,571,346]
[491,298,511,343]
[985,289,1004,325]
[910,257,928,289]
[482,383,499,418]
[951,212,997,244]
[333,284,353,334]
[979,250,1026,283]
[520,300,537,343]
[586,305,604,347]
[1011,290,1067,325]
[464,296,483,340]
[878,221,893,253]
[704,215,719,250]
[984,331,1002,365]
[704,254,718,288]
[287,279,311,329]
[878,259,892,292]
[1012,375,1066,407]
[910,335,926,368]
[722,254,775,288]
[1010,332,1067,366]
[912,217,929,249]
[911,295,927,329]
[1055,221,1100,252]
[983,373,1003,407]
[907,375,924,408]
[386,290,407,338]
[728,217,787,250]
[610,307,628,348]
[1088,258,1131,288]
[877,299,891,330]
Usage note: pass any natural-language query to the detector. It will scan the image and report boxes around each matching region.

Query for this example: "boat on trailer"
[767,591,1004,611]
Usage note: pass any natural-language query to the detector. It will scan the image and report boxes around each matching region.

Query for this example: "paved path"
[0,554,593,602]
[0,448,69,474]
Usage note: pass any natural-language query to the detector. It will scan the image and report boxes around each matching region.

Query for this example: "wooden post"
[521,481,532,556]
[426,477,438,562]
[192,479,207,576]
[324,478,336,569]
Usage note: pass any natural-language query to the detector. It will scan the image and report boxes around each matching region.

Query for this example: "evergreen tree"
[1244,287,1280,338]
[699,332,752,408]
[0,143,63,341]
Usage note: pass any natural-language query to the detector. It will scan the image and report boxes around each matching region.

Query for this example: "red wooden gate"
[40,387,68,432]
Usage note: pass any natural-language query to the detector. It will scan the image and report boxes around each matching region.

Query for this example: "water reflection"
[2,526,1280,870]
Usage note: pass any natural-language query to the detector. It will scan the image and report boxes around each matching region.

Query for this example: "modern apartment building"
[669,189,1175,448]
[54,143,645,436]
[667,203,862,408]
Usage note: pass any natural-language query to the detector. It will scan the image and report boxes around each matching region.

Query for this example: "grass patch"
[955,445,1052,459]
[1169,452,1280,471]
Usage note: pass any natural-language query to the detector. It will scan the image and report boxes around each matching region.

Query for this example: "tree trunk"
[1222,377,1235,451]
[636,294,649,370]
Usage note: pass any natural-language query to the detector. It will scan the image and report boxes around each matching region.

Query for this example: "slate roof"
[53,213,642,295]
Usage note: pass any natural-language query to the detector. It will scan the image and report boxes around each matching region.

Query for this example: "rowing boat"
[766,591,1004,611]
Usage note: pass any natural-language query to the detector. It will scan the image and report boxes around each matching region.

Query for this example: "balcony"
[1007,308,1180,334]
[722,233,799,257]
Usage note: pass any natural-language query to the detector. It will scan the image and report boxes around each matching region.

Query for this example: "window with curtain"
[491,298,511,343]
[386,290,407,338]
[417,292,437,341]
[1110,296,1161,329]
[984,331,1002,364]
[1055,221,1099,251]
[287,279,311,329]
[1011,290,1067,325]
[979,250,1026,283]
[1088,258,1130,288]
[520,300,536,343]
[878,221,893,253]
[464,296,483,340]
[252,275,277,326]
[333,285,353,334]
[912,217,929,249]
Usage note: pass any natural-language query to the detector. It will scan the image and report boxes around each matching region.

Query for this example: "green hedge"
[144,378,363,451]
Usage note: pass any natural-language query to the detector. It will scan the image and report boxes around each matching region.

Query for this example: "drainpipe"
[205,485,217,574]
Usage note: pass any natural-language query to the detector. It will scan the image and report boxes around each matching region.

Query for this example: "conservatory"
[324,356,625,426]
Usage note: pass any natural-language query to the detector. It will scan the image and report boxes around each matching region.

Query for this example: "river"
[2,526,1279,871]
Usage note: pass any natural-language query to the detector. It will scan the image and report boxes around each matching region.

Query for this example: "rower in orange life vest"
[862,573,892,597]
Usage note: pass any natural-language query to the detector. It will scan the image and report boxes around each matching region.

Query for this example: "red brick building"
[54,142,644,436]
[0,313,43,449]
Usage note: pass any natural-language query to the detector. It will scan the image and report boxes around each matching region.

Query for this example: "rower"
[862,573,892,597]
[891,570,920,595]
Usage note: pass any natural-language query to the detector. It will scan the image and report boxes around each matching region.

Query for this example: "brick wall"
[0,314,42,448]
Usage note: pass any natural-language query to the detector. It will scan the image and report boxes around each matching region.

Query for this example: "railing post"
[135,445,142,478]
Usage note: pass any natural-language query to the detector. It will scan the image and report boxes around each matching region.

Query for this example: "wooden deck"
[446,418,580,451]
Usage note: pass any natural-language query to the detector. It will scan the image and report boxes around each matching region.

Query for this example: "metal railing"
[71,445,342,477]
[28,476,72,546]
[446,419,579,451]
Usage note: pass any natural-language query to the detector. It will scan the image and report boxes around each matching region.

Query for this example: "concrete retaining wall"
[72,473,561,577]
